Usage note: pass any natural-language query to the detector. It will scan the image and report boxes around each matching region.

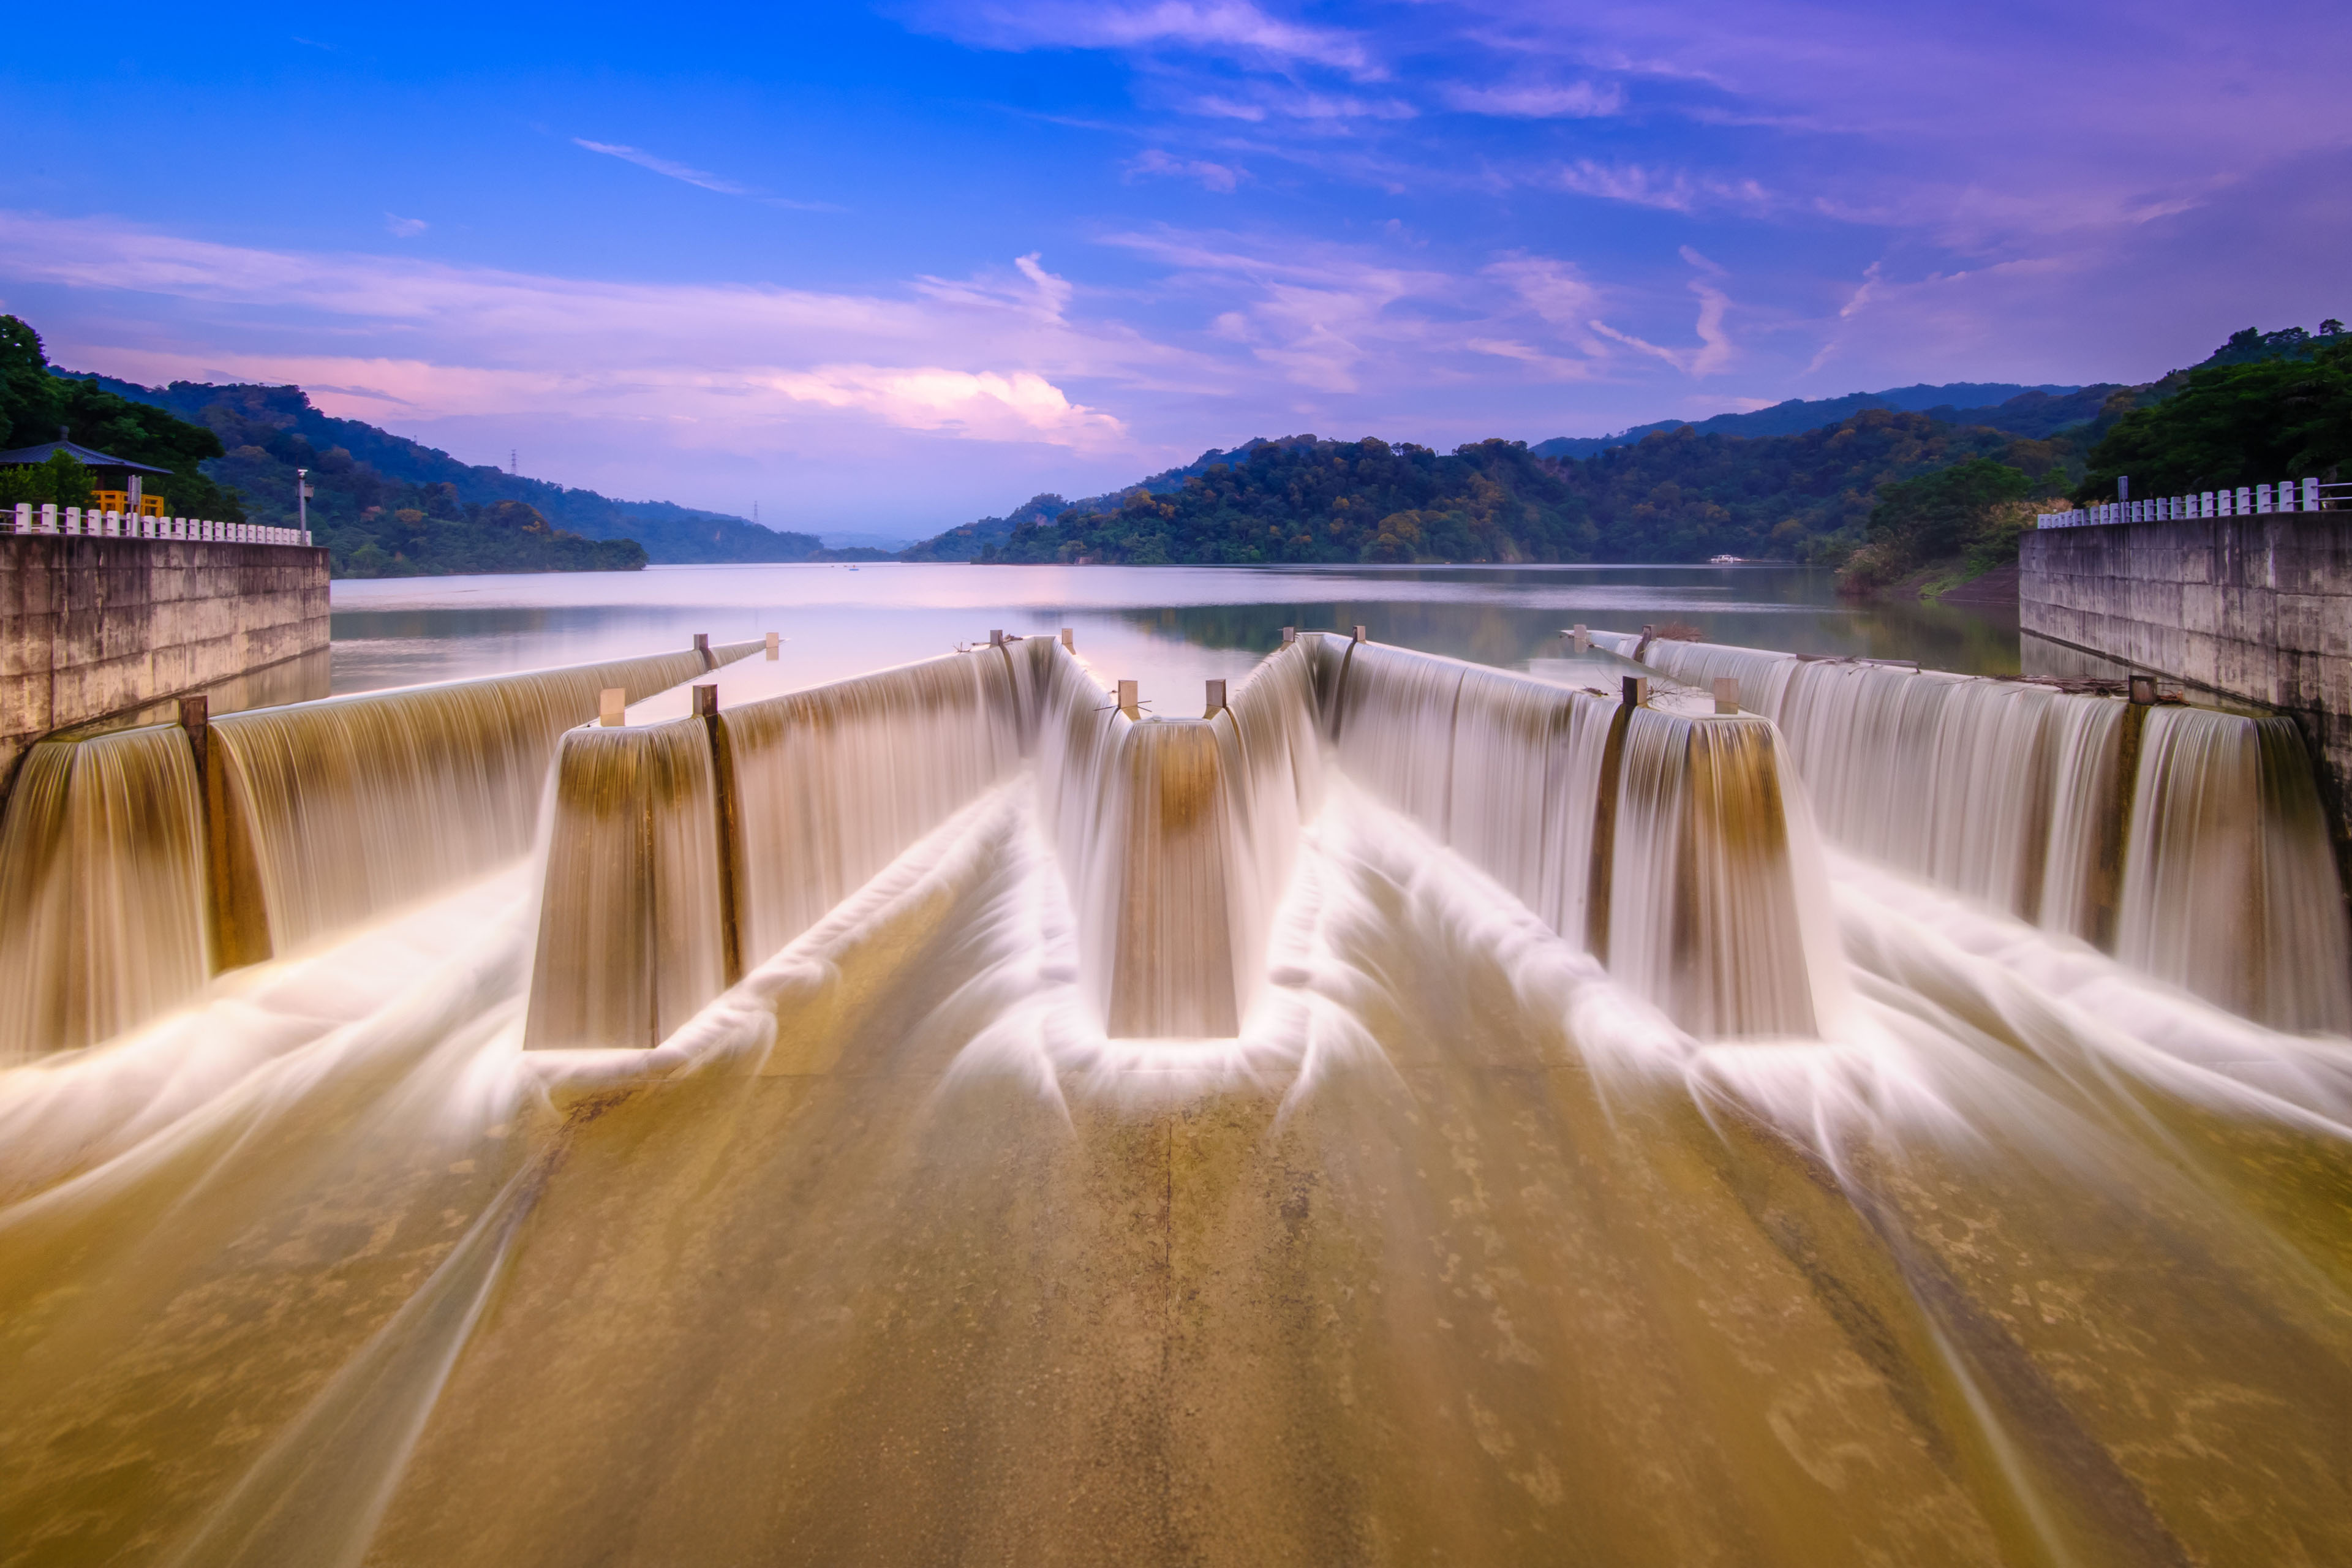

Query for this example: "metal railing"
[5,502,311,546]
[2038,478,2349,529]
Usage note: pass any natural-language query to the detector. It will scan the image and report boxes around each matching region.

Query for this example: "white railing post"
[10,502,24,533]
[2305,478,2321,511]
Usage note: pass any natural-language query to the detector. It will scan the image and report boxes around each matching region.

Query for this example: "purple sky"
[2,1,2343,535]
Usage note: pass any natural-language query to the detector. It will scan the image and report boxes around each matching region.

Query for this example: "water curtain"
[527,646,1031,1049]
[1622,635,2351,1031]
[1328,638,1825,1038]
[523,719,728,1052]
[2119,706,2352,1032]
[1031,637,1322,1037]
[0,642,753,1060]
[0,726,210,1060]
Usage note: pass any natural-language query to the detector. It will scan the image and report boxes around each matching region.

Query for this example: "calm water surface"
[330,562,2020,706]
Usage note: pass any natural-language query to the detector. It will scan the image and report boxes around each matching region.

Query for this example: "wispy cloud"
[1590,259,1734,377]
[572,138,840,210]
[1189,87,1415,123]
[1442,80,1623,119]
[763,365,1124,440]
[0,211,1170,450]
[1125,148,1246,190]
[574,138,749,195]
[1556,160,1770,215]
[933,1,1378,77]
[1466,337,1599,379]
[384,213,429,238]
[1485,254,1603,330]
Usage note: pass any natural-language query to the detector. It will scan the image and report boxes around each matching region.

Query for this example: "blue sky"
[2,1,2344,535]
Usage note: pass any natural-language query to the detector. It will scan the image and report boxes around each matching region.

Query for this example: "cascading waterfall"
[0,643,750,1060]
[522,720,728,1052]
[1103,718,1241,1036]
[1622,632,2350,1030]
[2119,706,2352,1032]
[1208,641,1325,1013]
[726,647,1027,966]
[2037,693,2132,944]
[0,727,210,1061]
[1331,643,1614,937]
[1329,639,1824,1034]
[1607,709,1819,1036]
[214,646,733,952]
[4,627,2350,1567]
[1030,638,1323,1037]
[524,647,1030,1048]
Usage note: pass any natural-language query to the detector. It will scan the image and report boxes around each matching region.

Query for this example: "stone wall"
[1,537,330,787]
[2021,514,2352,855]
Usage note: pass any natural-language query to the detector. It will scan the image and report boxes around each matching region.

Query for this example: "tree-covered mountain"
[2073,335,2352,500]
[959,416,2070,568]
[978,437,1591,565]
[923,320,2339,578]
[64,373,829,570]
[0,317,244,521]
[1531,380,2080,458]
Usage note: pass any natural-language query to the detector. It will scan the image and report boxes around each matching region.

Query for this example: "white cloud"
[1466,338,1599,379]
[1443,80,1623,118]
[1125,148,1245,191]
[1485,254,1602,328]
[1189,86,1415,122]
[1589,261,1734,377]
[0,212,1173,450]
[939,1,1376,77]
[1556,160,1770,215]
[764,364,1125,440]
[384,213,429,238]
[574,138,749,195]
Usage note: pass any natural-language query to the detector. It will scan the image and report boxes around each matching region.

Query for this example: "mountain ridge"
[55,371,833,568]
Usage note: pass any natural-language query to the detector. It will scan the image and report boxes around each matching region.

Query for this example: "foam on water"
[3,631,2349,1565]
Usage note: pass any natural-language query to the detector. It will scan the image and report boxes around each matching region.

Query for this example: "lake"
[329,562,2021,706]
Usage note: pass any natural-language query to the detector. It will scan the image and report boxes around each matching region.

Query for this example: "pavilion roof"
[0,438,174,475]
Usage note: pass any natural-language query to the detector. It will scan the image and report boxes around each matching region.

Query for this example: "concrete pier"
[1,535,329,787]
[2021,515,2352,860]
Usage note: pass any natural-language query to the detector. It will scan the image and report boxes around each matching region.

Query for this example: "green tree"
[2076,339,2352,499]
[1836,458,2038,594]
[0,315,54,449]
[0,450,97,510]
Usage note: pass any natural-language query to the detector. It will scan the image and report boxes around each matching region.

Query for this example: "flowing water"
[0,568,2346,1566]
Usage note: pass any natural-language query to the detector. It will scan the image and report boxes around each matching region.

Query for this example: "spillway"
[1,628,2346,1566]
[1613,631,2352,1032]
[0,641,754,1061]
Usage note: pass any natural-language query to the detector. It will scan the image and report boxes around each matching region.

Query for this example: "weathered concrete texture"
[2022,516,2352,852]
[1,535,329,786]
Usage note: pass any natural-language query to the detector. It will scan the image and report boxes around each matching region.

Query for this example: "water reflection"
[330,562,2020,703]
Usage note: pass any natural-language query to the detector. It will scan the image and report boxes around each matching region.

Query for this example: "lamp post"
[296,467,312,545]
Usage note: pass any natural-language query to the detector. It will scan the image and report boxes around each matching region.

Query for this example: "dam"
[0,623,2346,1566]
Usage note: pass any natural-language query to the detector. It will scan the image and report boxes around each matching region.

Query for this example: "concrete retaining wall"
[2021,514,2352,858]
[1,537,330,786]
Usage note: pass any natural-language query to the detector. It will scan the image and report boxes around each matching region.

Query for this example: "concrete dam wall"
[0,535,330,785]
[2021,513,2352,856]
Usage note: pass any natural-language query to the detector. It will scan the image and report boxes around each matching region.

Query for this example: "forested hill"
[959,416,2068,567]
[63,373,830,570]
[1531,380,2086,458]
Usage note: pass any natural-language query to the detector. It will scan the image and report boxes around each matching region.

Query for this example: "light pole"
[296,467,312,545]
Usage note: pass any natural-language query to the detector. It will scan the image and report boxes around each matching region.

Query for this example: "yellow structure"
[93,491,170,518]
